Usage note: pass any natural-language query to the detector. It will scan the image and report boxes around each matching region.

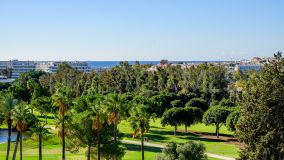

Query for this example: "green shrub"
[156,141,207,160]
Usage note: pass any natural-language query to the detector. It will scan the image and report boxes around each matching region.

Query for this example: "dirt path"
[189,130,243,148]
[122,139,235,160]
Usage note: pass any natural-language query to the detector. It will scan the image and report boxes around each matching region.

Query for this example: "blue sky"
[0,0,283,61]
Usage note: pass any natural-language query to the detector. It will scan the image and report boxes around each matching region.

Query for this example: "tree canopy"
[237,52,284,160]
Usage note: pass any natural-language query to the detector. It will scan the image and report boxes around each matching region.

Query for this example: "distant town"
[0,56,273,82]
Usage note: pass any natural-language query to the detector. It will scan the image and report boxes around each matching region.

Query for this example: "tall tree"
[128,104,151,160]
[202,106,231,138]
[52,85,72,160]
[68,101,126,160]
[161,107,183,136]
[89,94,106,160]
[0,93,18,160]
[12,102,35,160]
[30,120,50,160]
[68,110,95,160]
[182,107,203,132]
[237,52,284,159]
[104,93,126,142]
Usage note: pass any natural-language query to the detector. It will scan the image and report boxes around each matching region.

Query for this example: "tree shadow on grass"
[151,126,165,130]
[193,131,234,138]
[121,128,227,144]
[147,129,227,143]
[123,143,162,153]
[149,129,199,138]
[178,136,227,142]
[121,132,170,142]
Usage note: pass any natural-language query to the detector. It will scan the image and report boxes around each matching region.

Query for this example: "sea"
[86,61,225,69]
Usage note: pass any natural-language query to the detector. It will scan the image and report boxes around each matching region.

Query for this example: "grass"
[119,119,239,158]
[0,141,226,160]
[0,117,239,159]
[0,136,86,160]
[0,137,160,160]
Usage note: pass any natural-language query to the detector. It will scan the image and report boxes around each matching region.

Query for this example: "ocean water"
[87,61,160,69]
[86,61,224,69]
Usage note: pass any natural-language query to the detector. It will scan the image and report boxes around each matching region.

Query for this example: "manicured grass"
[119,119,239,158]
[0,117,239,159]
[0,138,161,160]
[0,140,238,159]
[0,136,86,160]
[123,143,161,160]
[123,143,220,160]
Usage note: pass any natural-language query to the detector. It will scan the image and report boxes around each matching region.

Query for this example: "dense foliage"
[237,52,284,160]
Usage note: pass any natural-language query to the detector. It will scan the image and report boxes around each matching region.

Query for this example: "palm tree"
[12,102,34,160]
[0,93,18,160]
[69,109,95,160]
[128,104,151,160]
[89,94,105,160]
[104,93,125,142]
[52,85,72,160]
[30,120,50,160]
[12,131,20,160]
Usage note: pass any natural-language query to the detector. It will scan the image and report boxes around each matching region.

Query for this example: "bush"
[177,141,207,160]
[156,141,207,160]
[156,142,178,160]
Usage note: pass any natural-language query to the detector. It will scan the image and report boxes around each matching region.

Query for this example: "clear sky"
[0,0,283,61]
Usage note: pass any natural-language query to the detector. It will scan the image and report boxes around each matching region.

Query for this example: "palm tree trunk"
[114,124,117,141]
[62,115,65,160]
[141,132,144,160]
[97,131,100,160]
[20,132,22,160]
[6,120,12,160]
[39,134,42,160]
[12,131,20,160]
[87,144,91,160]
[114,124,117,160]
[185,125,187,133]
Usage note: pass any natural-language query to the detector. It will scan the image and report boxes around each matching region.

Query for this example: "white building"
[0,60,37,79]
[0,75,14,83]
[0,61,8,70]
[10,60,36,79]
[0,60,92,79]
[36,61,91,73]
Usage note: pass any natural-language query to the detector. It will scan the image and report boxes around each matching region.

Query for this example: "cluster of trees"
[1,52,283,160]
[236,52,284,159]
[0,61,240,160]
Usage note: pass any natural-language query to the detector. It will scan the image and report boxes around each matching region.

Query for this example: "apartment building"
[37,61,91,73]
[0,60,92,79]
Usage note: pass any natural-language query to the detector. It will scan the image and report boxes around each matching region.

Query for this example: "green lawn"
[119,119,239,158]
[0,138,160,160]
[0,117,239,159]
